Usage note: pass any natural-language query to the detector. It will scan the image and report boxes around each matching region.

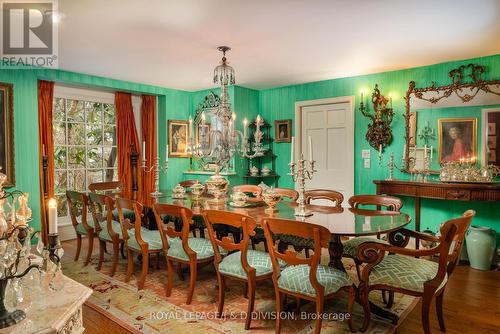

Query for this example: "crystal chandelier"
[187,46,265,173]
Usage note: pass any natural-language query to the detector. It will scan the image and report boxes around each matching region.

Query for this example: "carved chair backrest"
[305,189,344,208]
[88,193,116,238]
[273,188,299,201]
[89,181,124,196]
[232,185,263,199]
[179,180,201,189]
[153,203,194,253]
[66,190,90,230]
[115,197,144,247]
[348,194,402,212]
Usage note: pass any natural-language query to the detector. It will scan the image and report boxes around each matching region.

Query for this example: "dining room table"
[138,191,411,324]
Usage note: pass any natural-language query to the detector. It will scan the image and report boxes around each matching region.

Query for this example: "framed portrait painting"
[438,118,477,163]
[0,82,14,187]
[274,119,292,143]
[168,120,190,157]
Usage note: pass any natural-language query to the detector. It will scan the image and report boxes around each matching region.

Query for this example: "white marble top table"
[0,274,92,334]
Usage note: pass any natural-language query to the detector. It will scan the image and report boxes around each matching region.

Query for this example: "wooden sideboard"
[374,180,500,248]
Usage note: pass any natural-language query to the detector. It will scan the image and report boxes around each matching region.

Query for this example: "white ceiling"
[57,0,500,91]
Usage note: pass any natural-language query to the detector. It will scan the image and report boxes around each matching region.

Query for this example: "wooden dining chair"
[304,189,344,207]
[153,203,218,304]
[250,187,299,250]
[357,210,475,333]
[88,193,125,276]
[116,198,163,290]
[262,217,355,334]
[273,188,299,201]
[232,184,263,199]
[88,181,124,195]
[66,190,95,266]
[343,195,403,276]
[179,180,201,189]
[278,189,344,257]
[203,210,281,330]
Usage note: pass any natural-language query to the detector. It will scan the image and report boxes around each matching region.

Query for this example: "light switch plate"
[364,158,370,168]
[362,149,370,159]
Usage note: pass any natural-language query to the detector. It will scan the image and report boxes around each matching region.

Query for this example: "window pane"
[54,147,66,169]
[86,102,103,123]
[68,170,86,191]
[103,125,116,146]
[56,194,68,217]
[53,98,65,122]
[54,170,67,194]
[67,123,85,145]
[88,146,103,168]
[86,124,103,145]
[68,147,86,169]
[104,169,117,182]
[103,146,117,168]
[104,104,116,124]
[66,100,85,122]
[87,169,103,185]
[53,122,66,146]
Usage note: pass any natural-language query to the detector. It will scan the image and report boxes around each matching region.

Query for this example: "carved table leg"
[328,235,346,272]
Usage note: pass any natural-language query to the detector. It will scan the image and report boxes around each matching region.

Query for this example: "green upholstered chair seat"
[218,250,285,279]
[278,264,352,297]
[127,228,163,251]
[75,220,95,235]
[369,254,447,292]
[167,237,221,261]
[343,236,389,258]
[98,220,123,241]
[278,234,314,248]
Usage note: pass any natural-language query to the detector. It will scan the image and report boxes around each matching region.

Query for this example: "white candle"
[290,136,295,163]
[379,144,382,157]
[165,145,169,162]
[403,143,407,158]
[188,116,193,140]
[48,198,58,234]
[243,118,248,139]
[308,136,313,161]
[424,145,428,159]
[430,146,433,162]
[142,141,146,161]
[360,92,364,104]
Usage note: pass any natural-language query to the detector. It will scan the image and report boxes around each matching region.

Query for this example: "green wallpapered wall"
[257,54,500,239]
[2,54,500,242]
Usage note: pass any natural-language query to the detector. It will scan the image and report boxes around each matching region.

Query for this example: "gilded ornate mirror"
[403,64,500,174]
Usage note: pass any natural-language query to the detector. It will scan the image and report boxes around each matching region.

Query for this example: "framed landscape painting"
[168,120,190,157]
[0,82,14,187]
[438,118,477,163]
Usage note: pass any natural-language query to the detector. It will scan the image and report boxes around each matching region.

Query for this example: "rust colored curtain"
[141,95,157,205]
[116,92,142,200]
[38,80,55,245]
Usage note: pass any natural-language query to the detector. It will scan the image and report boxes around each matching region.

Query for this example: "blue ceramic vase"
[466,226,496,271]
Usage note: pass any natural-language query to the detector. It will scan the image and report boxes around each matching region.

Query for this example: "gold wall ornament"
[359,84,394,151]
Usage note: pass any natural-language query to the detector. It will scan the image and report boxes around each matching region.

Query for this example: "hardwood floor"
[61,240,500,333]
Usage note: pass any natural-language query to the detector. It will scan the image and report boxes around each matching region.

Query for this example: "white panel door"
[299,99,354,204]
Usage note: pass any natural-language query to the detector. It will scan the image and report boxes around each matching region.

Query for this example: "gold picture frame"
[168,120,190,158]
[0,82,14,187]
[274,119,292,143]
[438,117,477,163]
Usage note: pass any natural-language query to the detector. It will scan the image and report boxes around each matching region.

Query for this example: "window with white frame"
[52,86,118,217]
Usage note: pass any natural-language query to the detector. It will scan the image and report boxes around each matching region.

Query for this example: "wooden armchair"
[278,189,344,257]
[153,203,216,304]
[262,217,355,334]
[357,210,475,333]
[203,210,276,330]
[116,198,163,290]
[66,191,94,266]
[88,193,124,276]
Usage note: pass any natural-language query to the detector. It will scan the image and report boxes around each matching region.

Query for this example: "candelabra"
[142,156,169,197]
[289,153,316,217]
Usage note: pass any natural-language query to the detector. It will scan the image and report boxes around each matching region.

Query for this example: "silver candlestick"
[386,152,395,180]
[142,156,169,197]
[289,153,316,217]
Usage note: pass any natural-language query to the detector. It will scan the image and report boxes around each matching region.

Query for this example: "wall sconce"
[360,84,394,161]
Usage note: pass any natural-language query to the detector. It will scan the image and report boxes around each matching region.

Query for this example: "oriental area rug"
[61,250,418,334]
